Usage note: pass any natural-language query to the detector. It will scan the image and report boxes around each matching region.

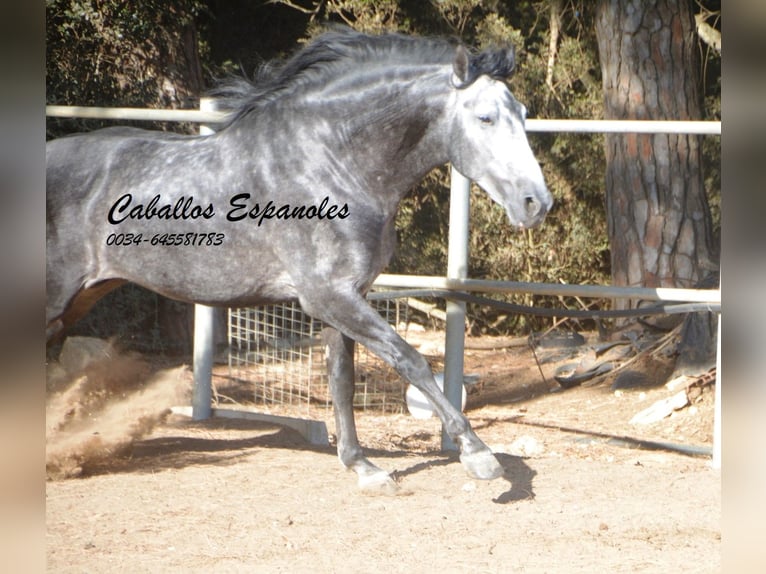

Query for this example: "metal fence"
[228,297,413,414]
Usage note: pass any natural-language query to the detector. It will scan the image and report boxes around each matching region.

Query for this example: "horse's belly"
[100,243,296,307]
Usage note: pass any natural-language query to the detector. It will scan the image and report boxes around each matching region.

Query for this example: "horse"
[46,29,552,492]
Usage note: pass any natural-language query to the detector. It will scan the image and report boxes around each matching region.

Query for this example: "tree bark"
[594,0,717,311]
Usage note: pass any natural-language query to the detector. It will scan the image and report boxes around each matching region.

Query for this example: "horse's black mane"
[211,28,516,126]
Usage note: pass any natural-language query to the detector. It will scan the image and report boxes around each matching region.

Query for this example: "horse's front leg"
[303,289,503,485]
[322,327,399,494]
[390,338,504,482]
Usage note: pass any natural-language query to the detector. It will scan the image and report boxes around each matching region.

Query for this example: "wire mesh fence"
[228,297,416,414]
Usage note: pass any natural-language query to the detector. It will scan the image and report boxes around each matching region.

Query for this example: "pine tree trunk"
[594,0,717,310]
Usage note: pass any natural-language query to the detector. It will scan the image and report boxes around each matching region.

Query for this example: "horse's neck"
[222,70,452,213]
[323,72,452,201]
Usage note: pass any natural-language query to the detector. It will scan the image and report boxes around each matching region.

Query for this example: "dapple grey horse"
[46,29,551,492]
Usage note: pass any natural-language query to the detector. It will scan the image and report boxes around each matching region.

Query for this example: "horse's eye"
[478,115,493,125]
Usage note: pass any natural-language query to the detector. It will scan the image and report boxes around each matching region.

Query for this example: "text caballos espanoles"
[107,193,350,226]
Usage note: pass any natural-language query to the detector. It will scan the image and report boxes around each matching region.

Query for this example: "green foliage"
[321,0,407,33]
[46,0,205,137]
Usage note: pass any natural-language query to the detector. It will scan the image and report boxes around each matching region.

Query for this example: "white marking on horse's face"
[449,76,552,228]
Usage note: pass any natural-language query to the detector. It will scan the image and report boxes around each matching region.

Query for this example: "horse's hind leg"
[322,327,399,494]
[46,279,126,343]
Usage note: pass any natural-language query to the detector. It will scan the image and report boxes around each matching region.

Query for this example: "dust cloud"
[46,338,190,479]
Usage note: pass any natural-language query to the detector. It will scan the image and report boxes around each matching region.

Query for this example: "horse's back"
[48,128,145,202]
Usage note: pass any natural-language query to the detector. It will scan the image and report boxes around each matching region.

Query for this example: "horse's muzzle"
[517,190,553,229]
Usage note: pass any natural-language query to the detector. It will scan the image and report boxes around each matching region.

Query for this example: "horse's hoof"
[460,449,504,480]
[358,470,400,495]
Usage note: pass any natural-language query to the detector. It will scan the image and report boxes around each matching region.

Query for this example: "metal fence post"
[712,310,721,469]
[191,97,217,421]
[442,167,470,451]
[192,305,214,420]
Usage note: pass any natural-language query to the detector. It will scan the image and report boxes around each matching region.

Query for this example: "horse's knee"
[396,348,434,384]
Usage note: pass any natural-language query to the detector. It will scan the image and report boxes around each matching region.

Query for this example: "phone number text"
[105,232,225,247]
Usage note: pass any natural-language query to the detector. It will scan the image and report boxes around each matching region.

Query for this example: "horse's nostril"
[524,196,540,217]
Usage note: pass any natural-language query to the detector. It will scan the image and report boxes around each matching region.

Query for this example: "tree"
[594,0,718,304]
[594,0,719,373]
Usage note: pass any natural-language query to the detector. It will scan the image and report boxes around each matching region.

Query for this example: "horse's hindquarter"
[48,130,279,304]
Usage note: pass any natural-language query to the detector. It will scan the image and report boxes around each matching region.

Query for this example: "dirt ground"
[46,331,720,573]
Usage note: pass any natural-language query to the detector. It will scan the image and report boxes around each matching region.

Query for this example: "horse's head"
[447,45,552,229]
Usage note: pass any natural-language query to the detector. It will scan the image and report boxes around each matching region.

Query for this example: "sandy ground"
[46,332,720,573]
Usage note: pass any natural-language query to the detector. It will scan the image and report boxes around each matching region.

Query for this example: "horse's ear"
[452,45,470,87]
[504,45,517,78]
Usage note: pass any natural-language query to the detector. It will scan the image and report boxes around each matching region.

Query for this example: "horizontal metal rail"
[46,105,721,135]
[526,118,721,135]
[374,274,720,305]
[368,289,720,318]
[45,105,228,124]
